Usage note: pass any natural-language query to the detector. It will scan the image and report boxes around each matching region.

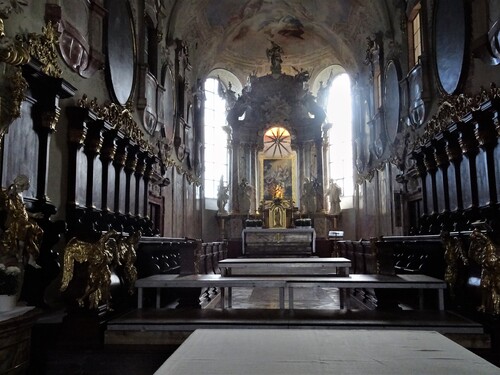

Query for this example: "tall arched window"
[203,78,229,200]
[144,16,158,77]
[326,73,353,200]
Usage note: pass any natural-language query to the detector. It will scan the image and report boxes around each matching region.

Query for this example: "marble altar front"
[242,228,316,256]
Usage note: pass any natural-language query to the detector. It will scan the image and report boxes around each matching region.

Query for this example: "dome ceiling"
[168,0,394,83]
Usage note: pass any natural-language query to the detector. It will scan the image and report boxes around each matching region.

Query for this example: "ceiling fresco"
[168,0,393,83]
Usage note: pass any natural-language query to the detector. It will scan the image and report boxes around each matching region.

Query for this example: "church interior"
[1,0,500,373]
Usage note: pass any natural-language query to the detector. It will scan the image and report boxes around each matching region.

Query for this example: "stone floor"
[30,285,500,374]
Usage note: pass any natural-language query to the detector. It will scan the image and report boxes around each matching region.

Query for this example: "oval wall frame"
[161,64,176,143]
[383,59,401,145]
[434,0,467,95]
[105,0,136,105]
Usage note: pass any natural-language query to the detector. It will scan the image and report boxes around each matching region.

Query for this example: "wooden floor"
[28,286,500,374]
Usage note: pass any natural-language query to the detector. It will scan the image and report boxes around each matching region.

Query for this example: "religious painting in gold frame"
[259,154,297,204]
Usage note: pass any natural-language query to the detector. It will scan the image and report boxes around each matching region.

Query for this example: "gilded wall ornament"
[468,229,500,315]
[22,21,62,78]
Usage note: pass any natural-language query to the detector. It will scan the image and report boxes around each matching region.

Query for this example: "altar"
[242,228,316,257]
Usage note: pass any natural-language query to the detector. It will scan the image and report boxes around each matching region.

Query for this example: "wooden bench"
[219,257,352,276]
[135,273,446,311]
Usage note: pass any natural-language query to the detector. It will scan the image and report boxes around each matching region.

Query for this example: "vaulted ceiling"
[167,0,398,84]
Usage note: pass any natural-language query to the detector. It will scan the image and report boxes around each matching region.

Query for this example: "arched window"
[144,16,158,77]
[203,78,229,199]
[263,126,292,157]
[326,73,353,200]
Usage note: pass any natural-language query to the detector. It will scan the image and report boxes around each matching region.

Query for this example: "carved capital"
[473,111,497,148]
[84,121,105,155]
[41,109,60,131]
[100,131,117,162]
[457,121,479,156]
[432,139,449,168]
[113,140,129,168]
[422,147,437,172]
[444,129,462,162]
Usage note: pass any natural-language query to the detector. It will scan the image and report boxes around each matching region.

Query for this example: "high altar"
[217,43,338,247]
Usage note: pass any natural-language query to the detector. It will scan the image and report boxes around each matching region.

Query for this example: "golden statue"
[116,231,141,294]
[60,229,141,309]
[60,230,119,309]
[0,175,43,268]
[468,229,500,315]
[441,231,468,299]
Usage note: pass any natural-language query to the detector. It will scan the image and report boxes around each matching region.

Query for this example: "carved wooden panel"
[460,159,473,210]
[476,152,490,207]
[447,163,459,212]
[91,158,103,208]
[495,146,500,202]
[436,168,446,213]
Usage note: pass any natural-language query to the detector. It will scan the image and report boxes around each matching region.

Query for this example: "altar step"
[104,308,488,349]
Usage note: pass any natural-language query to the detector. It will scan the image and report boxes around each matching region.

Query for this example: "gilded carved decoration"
[0,20,29,65]
[0,175,43,268]
[60,230,118,309]
[21,21,62,78]
[0,0,29,65]
[77,95,151,153]
[415,83,499,148]
[0,67,28,141]
[116,231,141,294]
[468,229,500,315]
[441,231,468,299]
[60,230,141,309]
[0,2,29,141]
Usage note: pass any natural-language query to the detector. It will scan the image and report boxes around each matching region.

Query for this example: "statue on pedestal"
[325,179,342,215]
[217,176,229,214]
[266,41,284,74]
[300,177,316,215]
[238,178,253,215]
